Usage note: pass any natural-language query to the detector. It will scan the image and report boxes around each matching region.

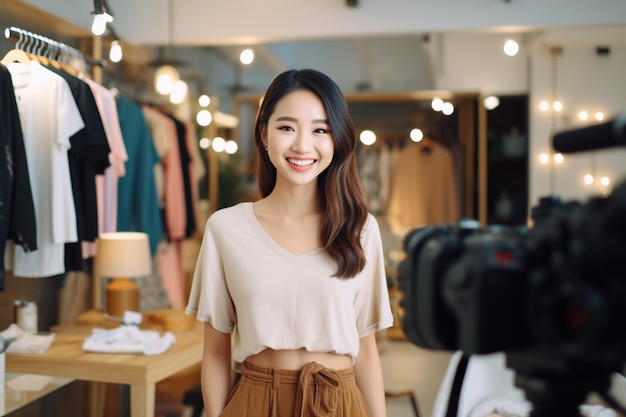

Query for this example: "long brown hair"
[254,69,368,278]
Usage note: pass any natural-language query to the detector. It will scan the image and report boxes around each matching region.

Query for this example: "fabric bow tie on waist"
[295,361,342,417]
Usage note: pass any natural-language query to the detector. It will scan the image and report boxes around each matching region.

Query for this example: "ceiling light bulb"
[539,153,550,164]
[109,40,122,62]
[584,174,594,185]
[595,112,605,121]
[240,48,254,65]
[539,101,550,112]
[503,39,519,57]
[552,101,563,112]
[154,65,180,95]
[578,110,589,121]
[91,13,113,36]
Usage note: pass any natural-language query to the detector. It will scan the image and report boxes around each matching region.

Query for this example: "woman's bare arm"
[200,322,232,417]
[354,333,388,417]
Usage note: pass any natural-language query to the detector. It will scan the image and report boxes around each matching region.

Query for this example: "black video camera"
[397,115,626,417]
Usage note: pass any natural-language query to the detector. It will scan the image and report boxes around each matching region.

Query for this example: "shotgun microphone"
[552,114,626,153]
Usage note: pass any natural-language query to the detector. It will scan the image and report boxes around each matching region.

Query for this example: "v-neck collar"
[242,202,323,260]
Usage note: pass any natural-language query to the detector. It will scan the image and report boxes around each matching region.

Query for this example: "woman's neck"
[262,182,321,215]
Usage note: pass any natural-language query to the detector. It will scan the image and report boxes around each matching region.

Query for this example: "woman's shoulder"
[207,202,252,226]
[363,212,381,233]
[359,212,383,246]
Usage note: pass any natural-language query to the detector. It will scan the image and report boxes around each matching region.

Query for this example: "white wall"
[434,30,528,95]
[529,41,626,207]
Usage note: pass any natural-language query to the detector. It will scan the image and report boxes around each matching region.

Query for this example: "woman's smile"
[287,157,317,170]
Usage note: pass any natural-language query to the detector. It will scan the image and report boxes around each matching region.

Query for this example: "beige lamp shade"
[93,232,152,318]
[94,232,152,278]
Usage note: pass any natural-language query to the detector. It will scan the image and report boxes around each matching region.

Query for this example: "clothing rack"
[3,26,106,68]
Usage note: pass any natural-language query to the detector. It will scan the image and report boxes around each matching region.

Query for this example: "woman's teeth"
[288,158,315,167]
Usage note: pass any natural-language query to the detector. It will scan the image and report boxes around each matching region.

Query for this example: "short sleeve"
[186,216,237,334]
[354,214,394,338]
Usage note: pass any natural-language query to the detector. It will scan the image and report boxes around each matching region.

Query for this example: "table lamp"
[93,232,152,319]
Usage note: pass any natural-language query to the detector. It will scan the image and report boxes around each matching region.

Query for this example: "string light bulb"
[442,102,455,115]
[212,137,226,153]
[198,95,211,107]
[553,153,564,164]
[170,79,188,104]
[431,98,444,111]
[410,128,424,142]
[600,176,610,187]
[196,110,213,127]
[359,130,377,146]
[225,140,239,154]
[483,96,500,110]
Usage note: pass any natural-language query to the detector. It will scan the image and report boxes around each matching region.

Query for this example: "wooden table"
[2,372,74,416]
[5,330,203,417]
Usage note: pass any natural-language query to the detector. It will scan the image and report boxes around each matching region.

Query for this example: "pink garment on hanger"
[156,240,185,308]
[80,77,128,258]
[80,76,128,237]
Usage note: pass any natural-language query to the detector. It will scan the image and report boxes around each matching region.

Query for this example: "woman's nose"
[291,131,313,152]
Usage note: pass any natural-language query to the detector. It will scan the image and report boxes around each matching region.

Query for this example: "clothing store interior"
[1,0,625,416]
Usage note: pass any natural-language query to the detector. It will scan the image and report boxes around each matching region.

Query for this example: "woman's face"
[261,89,335,189]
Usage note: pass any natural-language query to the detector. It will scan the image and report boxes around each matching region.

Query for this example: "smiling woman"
[186,68,394,417]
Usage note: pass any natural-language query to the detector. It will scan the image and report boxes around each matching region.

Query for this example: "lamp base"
[106,278,140,318]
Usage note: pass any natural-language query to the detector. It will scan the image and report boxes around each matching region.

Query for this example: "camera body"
[398,182,626,368]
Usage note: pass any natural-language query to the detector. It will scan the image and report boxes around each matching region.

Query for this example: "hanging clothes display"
[386,138,460,234]
[0,63,37,291]
[5,60,84,277]
[357,142,392,215]
[1,27,201,309]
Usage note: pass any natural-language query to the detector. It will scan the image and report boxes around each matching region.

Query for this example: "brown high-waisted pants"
[219,361,372,417]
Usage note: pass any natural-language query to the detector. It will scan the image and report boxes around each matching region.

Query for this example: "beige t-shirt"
[186,202,394,371]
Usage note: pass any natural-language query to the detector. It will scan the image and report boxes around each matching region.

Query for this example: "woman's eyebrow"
[274,116,329,124]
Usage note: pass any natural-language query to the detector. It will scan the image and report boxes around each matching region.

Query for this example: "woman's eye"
[314,128,330,134]
[278,125,294,132]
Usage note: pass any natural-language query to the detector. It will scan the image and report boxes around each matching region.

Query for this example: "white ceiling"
[19,0,626,96]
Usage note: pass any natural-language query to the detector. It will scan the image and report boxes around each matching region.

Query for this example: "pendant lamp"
[150,0,184,96]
